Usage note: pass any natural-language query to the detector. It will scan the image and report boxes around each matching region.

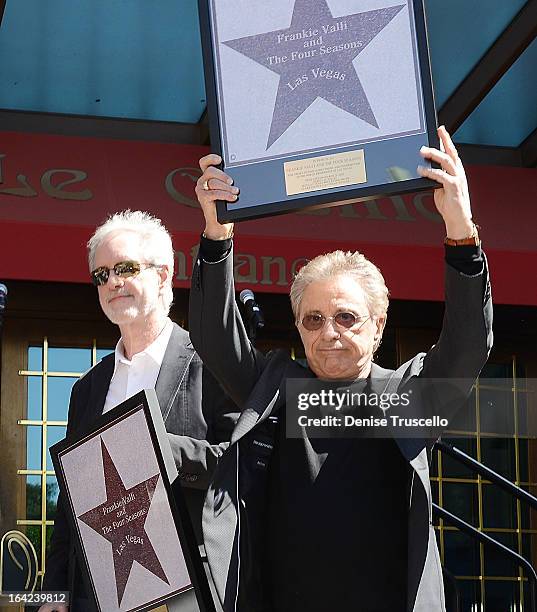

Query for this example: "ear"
[157,264,170,289]
[373,316,386,351]
[375,316,386,336]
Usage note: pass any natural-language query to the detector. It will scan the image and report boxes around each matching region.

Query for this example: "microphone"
[239,289,265,331]
[0,283,7,332]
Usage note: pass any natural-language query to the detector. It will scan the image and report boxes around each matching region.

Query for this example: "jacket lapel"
[78,355,115,436]
[368,362,396,394]
[155,323,194,422]
[233,352,314,444]
[369,362,428,462]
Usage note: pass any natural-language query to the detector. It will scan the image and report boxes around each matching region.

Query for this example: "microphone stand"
[247,317,259,345]
[240,289,264,345]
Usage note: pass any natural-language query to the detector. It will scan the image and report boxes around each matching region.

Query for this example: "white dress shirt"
[102,318,174,413]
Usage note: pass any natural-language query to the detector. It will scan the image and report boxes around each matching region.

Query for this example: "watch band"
[444,223,480,247]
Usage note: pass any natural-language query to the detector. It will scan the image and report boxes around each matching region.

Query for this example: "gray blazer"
[189,246,493,612]
[43,323,238,597]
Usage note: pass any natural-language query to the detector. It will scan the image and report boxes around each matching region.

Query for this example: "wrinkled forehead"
[94,230,144,267]
[298,275,369,316]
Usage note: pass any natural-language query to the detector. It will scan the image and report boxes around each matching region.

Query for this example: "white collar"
[113,317,173,368]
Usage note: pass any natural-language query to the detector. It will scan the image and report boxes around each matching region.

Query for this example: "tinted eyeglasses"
[90,261,161,286]
[300,312,370,332]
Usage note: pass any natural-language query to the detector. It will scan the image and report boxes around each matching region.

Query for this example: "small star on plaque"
[223,0,405,148]
[77,438,169,606]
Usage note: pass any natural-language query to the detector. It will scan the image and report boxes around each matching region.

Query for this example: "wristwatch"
[444,223,480,246]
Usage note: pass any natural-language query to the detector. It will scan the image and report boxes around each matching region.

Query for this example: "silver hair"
[87,210,174,315]
[290,250,389,350]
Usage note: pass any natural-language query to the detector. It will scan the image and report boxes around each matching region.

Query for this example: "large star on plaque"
[223,0,405,148]
[77,439,169,606]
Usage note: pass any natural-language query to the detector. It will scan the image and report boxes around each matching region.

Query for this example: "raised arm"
[189,154,267,407]
[417,127,493,379]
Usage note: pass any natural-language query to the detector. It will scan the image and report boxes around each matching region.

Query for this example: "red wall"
[1,131,536,304]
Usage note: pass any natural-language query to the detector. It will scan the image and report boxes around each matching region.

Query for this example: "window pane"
[25,475,42,520]
[480,437,516,481]
[96,347,114,362]
[482,484,517,529]
[519,438,528,483]
[483,531,519,577]
[447,388,476,433]
[46,476,60,521]
[48,347,91,373]
[26,426,42,470]
[520,485,537,529]
[443,482,479,525]
[522,533,536,569]
[530,442,537,485]
[517,391,529,437]
[431,481,440,527]
[27,377,43,421]
[458,579,481,611]
[444,530,480,576]
[480,362,513,387]
[524,582,531,611]
[479,389,514,436]
[28,346,42,371]
[441,438,477,479]
[430,448,439,478]
[24,525,42,567]
[484,580,520,612]
[46,426,66,471]
[47,377,77,422]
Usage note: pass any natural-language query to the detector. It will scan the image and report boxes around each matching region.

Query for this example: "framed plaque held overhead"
[198,0,440,221]
[50,390,216,612]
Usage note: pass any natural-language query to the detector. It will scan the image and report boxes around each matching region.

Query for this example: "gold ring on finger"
[203,179,210,191]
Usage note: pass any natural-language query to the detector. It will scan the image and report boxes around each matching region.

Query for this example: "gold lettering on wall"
[235,254,257,284]
[174,246,199,282]
[165,168,201,208]
[339,204,361,218]
[0,154,37,197]
[413,192,442,223]
[0,174,38,197]
[175,251,189,281]
[296,206,331,216]
[290,257,309,278]
[41,169,92,200]
[363,200,387,220]
[260,256,287,286]
[389,196,416,222]
[0,155,92,200]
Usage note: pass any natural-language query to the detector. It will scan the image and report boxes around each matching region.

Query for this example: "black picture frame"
[50,390,216,612]
[198,0,440,222]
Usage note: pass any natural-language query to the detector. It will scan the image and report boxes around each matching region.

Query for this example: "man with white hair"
[190,128,493,611]
[40,210,237,611]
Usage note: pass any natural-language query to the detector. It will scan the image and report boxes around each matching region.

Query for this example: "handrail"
[435,440,537,510]
[434,439,537,611]
[433,503,537,612]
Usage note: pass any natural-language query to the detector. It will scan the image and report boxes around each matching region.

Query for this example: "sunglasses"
[300,312,370,332]
[90,261,161,286]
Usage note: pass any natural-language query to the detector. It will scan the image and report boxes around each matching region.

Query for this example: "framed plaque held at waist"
[198,0,439,221]
[50,390,216,612]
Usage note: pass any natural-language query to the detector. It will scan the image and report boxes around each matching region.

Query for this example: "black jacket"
[189,243,493,612]
[43,323,238,601]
